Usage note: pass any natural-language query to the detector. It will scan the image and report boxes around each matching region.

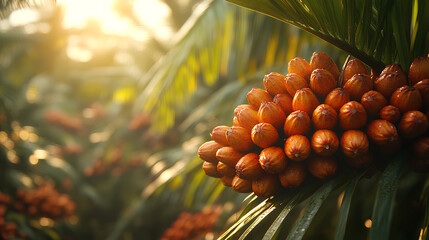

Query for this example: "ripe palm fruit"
[374,65,407,99]
[284,110,311,136]
[258,102,286,130]
[343,59,368,83]
[233,116,240,126]
[288,57,312,80]
[220,176,234,187]
[234,104,256,116]
[307,155,338,179]
[252,174,280,198]
[217,161,236,178]
[292,88,320,115]
[398,111,428,139]
[408,56,429,85]
[259,147,287,174]
[413,79,429,108]
[232,176,252,193]
[210,126,230,146]
[273,93,293,115]
[278,162,307,188]
[366,119,399,145]
[325,88,351,112]
[235,153,264,180]
[312,104,337,130]
[380,105,401,123]
[343,74,373,101]
[310,68,336,97]
[236,107,259,130]
[310,52,340,81]
[339,101,367,130]
[311,130,339,156]
[263,72,288,96]
[225,126,255,152]
[413,137,429,158]
[361,90,388,116]
[251,122,279,148]
[216,147,244,166]
[285,73,309,96]
[390,86,422,113]
[341,130,369,158]
[247,88,273,109]
[345,152,373,169]
[198,141,223,163]
[202,161,223,178]
[284,135,311,161]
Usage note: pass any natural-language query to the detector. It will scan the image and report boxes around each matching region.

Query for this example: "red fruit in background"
[408,56,429,85]
[374,65,407,100]
[263,72,288,96]
[307,155,338,179]
[252,174,280,198]
[390,86,422,113]
[247,88,273,110]
[284,135,311,161]
[343,74,373,101]
[379,105,401,123]
[251,122,279,148]
[216,147,244,166]
[310,52,340,81]
[366,119,399,145]
[413,137,429,158]
[311,130,339,156]
[225,126,255,152]
[325,88,350,112]
[198,141,223,163]
[339,101,367,130]
[258,102,286,130]
[413,79,429,108]
[285,73,309,96]
[202,161,222,178]
[310,68,336,97]
[210,126,230,146]
[341,130,369,158]
[278,162,307,188]
[284,110,311,136]
[273,93,293,115]
[288,57,312,80]
[343,59,368,83]
[292,88,319,115]
[232,176,252,193]
[361,90,388,116]
[235,153,264,180]
[259,147,287,174]
[312,104,337,130]
[398,111,428,139]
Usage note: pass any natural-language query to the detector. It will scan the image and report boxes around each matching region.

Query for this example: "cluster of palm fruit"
[0,192,26,240]
[198,52,429,198]
[44,110,83,132]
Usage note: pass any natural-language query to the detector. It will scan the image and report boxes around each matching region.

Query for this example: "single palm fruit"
[202,161,223,178]
[198,141,223,163]
[258,102,286,130]
[251,122,279,148]
[234,104,256,116]
[210,126,230,146]
[259,147,287,174]
[263,72,288,96]
[284,110,311,136]
[379,105,401,122]
[345,152,373,169]
[285,73,309,96]
[343,59,368,83]
[235,153,264,180]
[361,90,388,116]
[225,126,255,152]
[339,101,367,130]
[236,107,259,130]
[284,135,311,161]
[310,68,336,97]
[343,74,373,101]
[413,137,429,158]
[292,88,320,115]
[325,88,350,112]
[278,162,307,188]
[374,65,407,99]
[220,175,234,187]
[312,104,337,130]
[273,93,293,115]
[398,110,428,139]
[217,161,236,178]
[247,88,273,110]
[288,57,312,80]
[408,56,429,86]
[311,130,339,156]
[341,130,369,158]
[216,147,244,166]
[307,155,338,179]
[390,86,422,113]
[232,175,253,193]
[310,52,340,81]
[366,119,399,145]
[252,173,280,198]
[413,79,429,108]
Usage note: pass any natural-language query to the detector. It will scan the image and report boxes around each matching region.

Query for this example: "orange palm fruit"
[390,86,422,113]
[408,56,429,86]
[259,147,288,174]
[285,73,309,96]
[312,104,337,130]
[210,126,230,146]
[361,90,388,116]
[273,93,293,115]
[413,137,429,158]
[345,152,373,169]
[217,161,236,178]
[232,175,253,193]
[288,57,312,80]
[343,74,373,101]
[251,122,279,148]
[234,104,256,116]
[379,105,401,123]
[366,119,399,145]
[309,68,337,97]
[220,175,234,187]
[292,88,320,115]
[413,79,429,108]
[340,130,369,158]
[343,59,368,83]
[202,161,223,178]
[258,102,286,130]
[374,65,407,99]
[198,141,223,163]
[232,116,240,126]
[339,101,367,130]
[247,88,273,109]
[225,126,255,152]
[310,52,340,81]
[235,153,265,180]
[311,130,339,156]
[284,110,311,136]
[263,72,288,96]
[278,162,307,188]
[252,173,280,198]
[216,147,244,166]
[324,88,350,112]
[236,107,259,130]
[398,110,428,139]
[284,135,311,161]
[307,155,338,179]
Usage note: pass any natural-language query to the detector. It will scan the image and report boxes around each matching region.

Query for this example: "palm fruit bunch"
[198,52,429,198]
[0,192,26,240]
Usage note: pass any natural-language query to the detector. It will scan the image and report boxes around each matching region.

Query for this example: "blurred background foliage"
[0,0,349,239]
